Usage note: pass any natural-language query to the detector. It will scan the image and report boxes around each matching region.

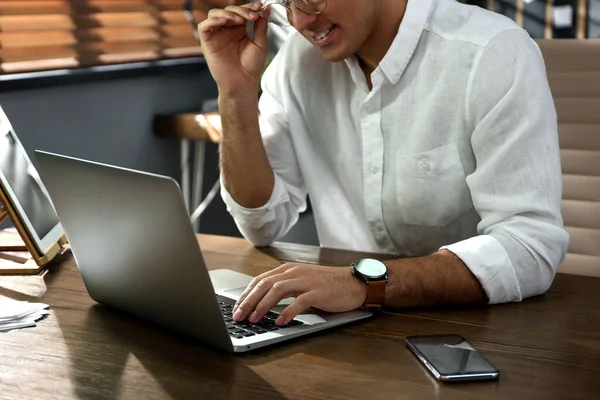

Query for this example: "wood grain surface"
[1,234,599,400]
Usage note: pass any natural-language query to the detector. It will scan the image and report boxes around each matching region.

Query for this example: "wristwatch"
[351,258,388,310]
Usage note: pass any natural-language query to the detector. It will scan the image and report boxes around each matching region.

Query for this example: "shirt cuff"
[220,173,290,229]
[440,235,522,304]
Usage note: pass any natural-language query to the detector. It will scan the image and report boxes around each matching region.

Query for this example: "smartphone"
[405,334,499,382]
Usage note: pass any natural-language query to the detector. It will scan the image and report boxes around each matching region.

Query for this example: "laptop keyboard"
[217,295,304,339]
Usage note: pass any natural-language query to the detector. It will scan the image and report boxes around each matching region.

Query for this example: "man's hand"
[232,263,369,326]
[198,2,268,97]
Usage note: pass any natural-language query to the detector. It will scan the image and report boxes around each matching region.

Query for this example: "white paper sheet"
[0,296,49,332]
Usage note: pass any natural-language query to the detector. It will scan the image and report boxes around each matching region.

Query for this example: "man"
[198,0,569,327]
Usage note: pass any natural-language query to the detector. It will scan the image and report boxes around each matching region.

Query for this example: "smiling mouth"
[310,24,337,46]
[315,28,332,41]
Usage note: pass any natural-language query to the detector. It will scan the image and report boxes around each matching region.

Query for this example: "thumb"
[253,15,269,54]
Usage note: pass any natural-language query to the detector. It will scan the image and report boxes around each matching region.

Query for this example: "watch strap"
[363,279,386,310]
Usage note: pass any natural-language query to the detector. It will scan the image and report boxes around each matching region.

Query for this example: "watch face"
[355,258,387,279]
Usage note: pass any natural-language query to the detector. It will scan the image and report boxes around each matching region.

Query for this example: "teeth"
[315,28,331,41]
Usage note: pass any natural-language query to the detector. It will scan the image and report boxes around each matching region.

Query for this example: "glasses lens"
[260,3,291,27]
[294,0,327,14]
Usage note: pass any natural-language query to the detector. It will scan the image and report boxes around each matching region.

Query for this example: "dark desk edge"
[0,57,208,91]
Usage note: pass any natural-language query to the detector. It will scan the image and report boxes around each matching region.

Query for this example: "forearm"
[219,94,275,208]
[383,250,488,308]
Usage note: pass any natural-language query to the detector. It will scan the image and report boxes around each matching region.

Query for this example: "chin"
[317,45,353,63]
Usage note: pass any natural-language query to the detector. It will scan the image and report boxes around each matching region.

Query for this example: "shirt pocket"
[395,143,473,227]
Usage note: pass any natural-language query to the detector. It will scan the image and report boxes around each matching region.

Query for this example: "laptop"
[35,151,372,352]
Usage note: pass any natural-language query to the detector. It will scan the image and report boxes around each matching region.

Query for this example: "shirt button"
[371,166,379,174]
[419,160,430,171]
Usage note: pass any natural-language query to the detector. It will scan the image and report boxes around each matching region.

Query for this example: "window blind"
[0,0,213,74]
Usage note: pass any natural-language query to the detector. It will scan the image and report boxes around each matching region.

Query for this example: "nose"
[288,6,319,31]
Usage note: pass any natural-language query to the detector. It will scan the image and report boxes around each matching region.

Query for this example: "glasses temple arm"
[183,0,200,41]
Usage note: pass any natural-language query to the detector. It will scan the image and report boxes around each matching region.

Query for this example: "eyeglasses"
[257,0,327,27]
[183,0,200,41]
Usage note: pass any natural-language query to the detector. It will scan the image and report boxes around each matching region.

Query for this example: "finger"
[226,2,264,27]
[233,270,276,313]
[253,10,269,52]
[207,1,262,18]
[233,274,285,321]
[200,3,263,37]
[276,293,315,326]
[202,10,245,28]
[212,6,260,24]
[233,263,295,312]
[233,270,294,321]
[239,2,264,11]
[249,279,308,323]
[197,16,228,36]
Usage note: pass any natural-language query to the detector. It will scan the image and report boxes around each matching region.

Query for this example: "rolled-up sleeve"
[221,45,308,247]
[442,29,569,304]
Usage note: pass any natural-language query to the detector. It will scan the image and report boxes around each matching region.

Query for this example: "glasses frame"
[183,0,200,41]
[258,0,327,27]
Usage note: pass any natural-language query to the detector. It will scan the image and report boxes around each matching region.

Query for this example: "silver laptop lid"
[35,151,232,351]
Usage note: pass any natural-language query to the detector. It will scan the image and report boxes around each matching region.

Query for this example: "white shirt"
[221,0,569,304]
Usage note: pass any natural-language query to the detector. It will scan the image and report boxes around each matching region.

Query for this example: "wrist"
[218,94,259,119]
[217,94,260,139]
[347,266,369,307]
[217,86,260,104]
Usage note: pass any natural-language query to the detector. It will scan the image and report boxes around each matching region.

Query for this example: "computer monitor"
[0,106,64,254]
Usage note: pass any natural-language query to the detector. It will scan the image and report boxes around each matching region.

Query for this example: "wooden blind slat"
[0,13,159,31]
[0,0,210,74]
[2,58,79,74]
[0,3,72,15]
[0,15,76,31]
[162,46,202,58]
[159,10,195,24]
[0,11,205,31]
[161,36,201,49]
[77,12,159,28]
[0,27,169,48]
[0,1,190,15]
[0,30,78,48]
[0,45,78,64]
[0,39,201,64]
[160,24,199,37]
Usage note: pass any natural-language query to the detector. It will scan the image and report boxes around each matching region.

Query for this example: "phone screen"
[406,334,499,381]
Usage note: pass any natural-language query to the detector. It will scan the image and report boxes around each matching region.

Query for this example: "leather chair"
[537,40,600,277]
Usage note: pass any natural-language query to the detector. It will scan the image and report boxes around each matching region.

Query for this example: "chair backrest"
[536,40,600,277]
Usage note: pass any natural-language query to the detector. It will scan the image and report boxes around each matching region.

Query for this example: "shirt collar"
[344,0,435,87]
[380,0,434,84]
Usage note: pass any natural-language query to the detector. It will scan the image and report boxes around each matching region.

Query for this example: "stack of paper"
[0,296,49,332]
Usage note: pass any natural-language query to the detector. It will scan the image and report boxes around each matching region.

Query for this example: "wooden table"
[1,235,599,400]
